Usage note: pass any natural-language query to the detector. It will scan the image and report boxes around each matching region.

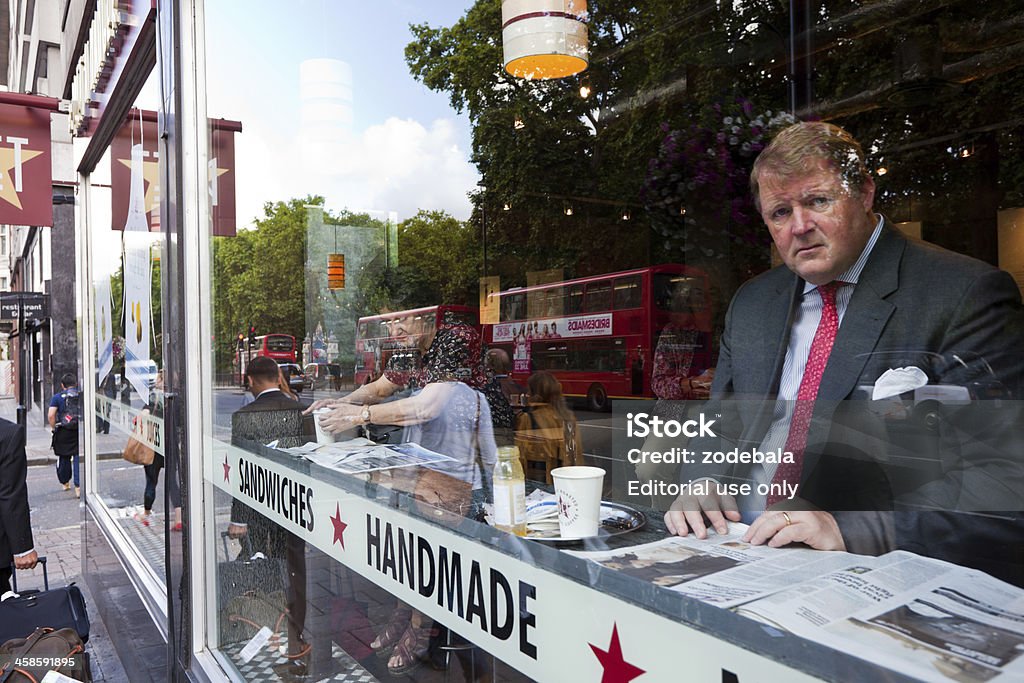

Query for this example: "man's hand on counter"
[664,489,741,539]
[742,507,846,552]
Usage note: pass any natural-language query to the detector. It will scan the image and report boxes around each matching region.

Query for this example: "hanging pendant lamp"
[502,0,589,80]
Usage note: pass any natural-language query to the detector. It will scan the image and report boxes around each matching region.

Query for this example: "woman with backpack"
[515,371,584,483]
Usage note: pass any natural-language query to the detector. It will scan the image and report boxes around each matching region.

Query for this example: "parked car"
[303,362,342,391]
[277,362,305,395]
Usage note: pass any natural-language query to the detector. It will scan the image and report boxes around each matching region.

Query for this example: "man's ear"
[859,174,876,211]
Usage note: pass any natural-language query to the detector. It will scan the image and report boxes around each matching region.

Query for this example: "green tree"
[212,197,313,369]
[355,209,481,311]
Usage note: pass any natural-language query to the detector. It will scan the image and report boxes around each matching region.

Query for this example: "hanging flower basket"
[642,97,795,261]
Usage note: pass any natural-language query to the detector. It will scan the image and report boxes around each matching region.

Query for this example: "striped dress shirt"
[738,216,884,519]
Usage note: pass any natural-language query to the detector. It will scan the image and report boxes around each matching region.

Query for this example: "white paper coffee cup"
[314,408,336,445]
[551,466,605,539]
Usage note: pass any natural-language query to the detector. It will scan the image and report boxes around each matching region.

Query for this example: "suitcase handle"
[10,555,47,594]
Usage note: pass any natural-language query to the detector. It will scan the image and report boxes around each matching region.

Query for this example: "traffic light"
[237,333,244,350]
[248,325,256,345]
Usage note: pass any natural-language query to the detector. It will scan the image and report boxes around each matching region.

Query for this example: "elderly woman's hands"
[317,403,364,433]
[302,397,347,415]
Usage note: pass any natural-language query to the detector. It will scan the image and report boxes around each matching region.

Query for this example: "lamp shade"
[502,0,588,80]
[327,253,346,290]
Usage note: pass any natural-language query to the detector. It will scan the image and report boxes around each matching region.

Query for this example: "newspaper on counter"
[572,534,1024,680]
[566,525,866,608]
[281,438,455,474]
[737,551,1024,682]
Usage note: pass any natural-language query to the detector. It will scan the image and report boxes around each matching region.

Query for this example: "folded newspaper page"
[282,438,454,474]
[737,551,1024,681]
[567,524,867,608]
[573,536,1024,680]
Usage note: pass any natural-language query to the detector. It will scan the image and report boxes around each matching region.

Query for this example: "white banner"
[209,444,822,682]
[94,395,164,455]
[95,275,114,380]
[123,237,152,398]
[491,312,612,344]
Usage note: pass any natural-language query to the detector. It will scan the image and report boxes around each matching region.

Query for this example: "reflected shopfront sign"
[0,103,54,227]
[110,110,241,236]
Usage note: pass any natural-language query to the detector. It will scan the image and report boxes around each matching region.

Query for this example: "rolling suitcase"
[0,557,91,644]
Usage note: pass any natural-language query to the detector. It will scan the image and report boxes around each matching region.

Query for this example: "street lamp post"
[481,204,488,276]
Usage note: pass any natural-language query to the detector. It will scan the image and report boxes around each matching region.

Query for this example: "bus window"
[654,274,706,313]
[567,284,584,314]
[265,335,294,354]
[542,287,565,317]
[501,292,525,322]
[613,275,641,309]
[573,339,626,372]
[532,341,568,371]
[583,280,612,312]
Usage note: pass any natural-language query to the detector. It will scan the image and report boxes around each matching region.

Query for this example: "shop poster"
[123,237,152,398]
[95,275,114,381]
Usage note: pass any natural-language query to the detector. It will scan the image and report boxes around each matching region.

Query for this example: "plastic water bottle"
[493,446,527,536]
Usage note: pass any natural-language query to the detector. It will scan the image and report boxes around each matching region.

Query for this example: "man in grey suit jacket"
[0,417,39,594]
[665,122,1024,581]
[227,356,311,667]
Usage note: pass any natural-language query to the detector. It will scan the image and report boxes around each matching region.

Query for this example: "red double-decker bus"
[354,305,479,385]
[482,265,712,411]
[254,333,297,362]
[235,333,298,386]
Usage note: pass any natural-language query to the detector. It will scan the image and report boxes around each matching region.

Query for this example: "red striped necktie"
[767,281,841,507]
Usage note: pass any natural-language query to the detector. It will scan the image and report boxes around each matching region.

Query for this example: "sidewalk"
[18,525,130,682]
[0,396,126,466]
[2,395,136,681]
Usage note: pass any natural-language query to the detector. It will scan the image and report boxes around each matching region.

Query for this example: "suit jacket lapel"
[765,277,802,396]
[818,223,904,402]
[743,276,802,443]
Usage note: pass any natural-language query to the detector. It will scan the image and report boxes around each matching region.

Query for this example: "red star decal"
[589,623,645,683]
[330,503,348,549]
[223,456,231,482]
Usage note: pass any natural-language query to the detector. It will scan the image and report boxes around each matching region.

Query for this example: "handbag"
[0,627,90,683]
[410,391,489,521]
[122,436,155,465]
[122,408,155,465]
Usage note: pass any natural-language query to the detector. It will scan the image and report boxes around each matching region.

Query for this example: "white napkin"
[872,366,929,400]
